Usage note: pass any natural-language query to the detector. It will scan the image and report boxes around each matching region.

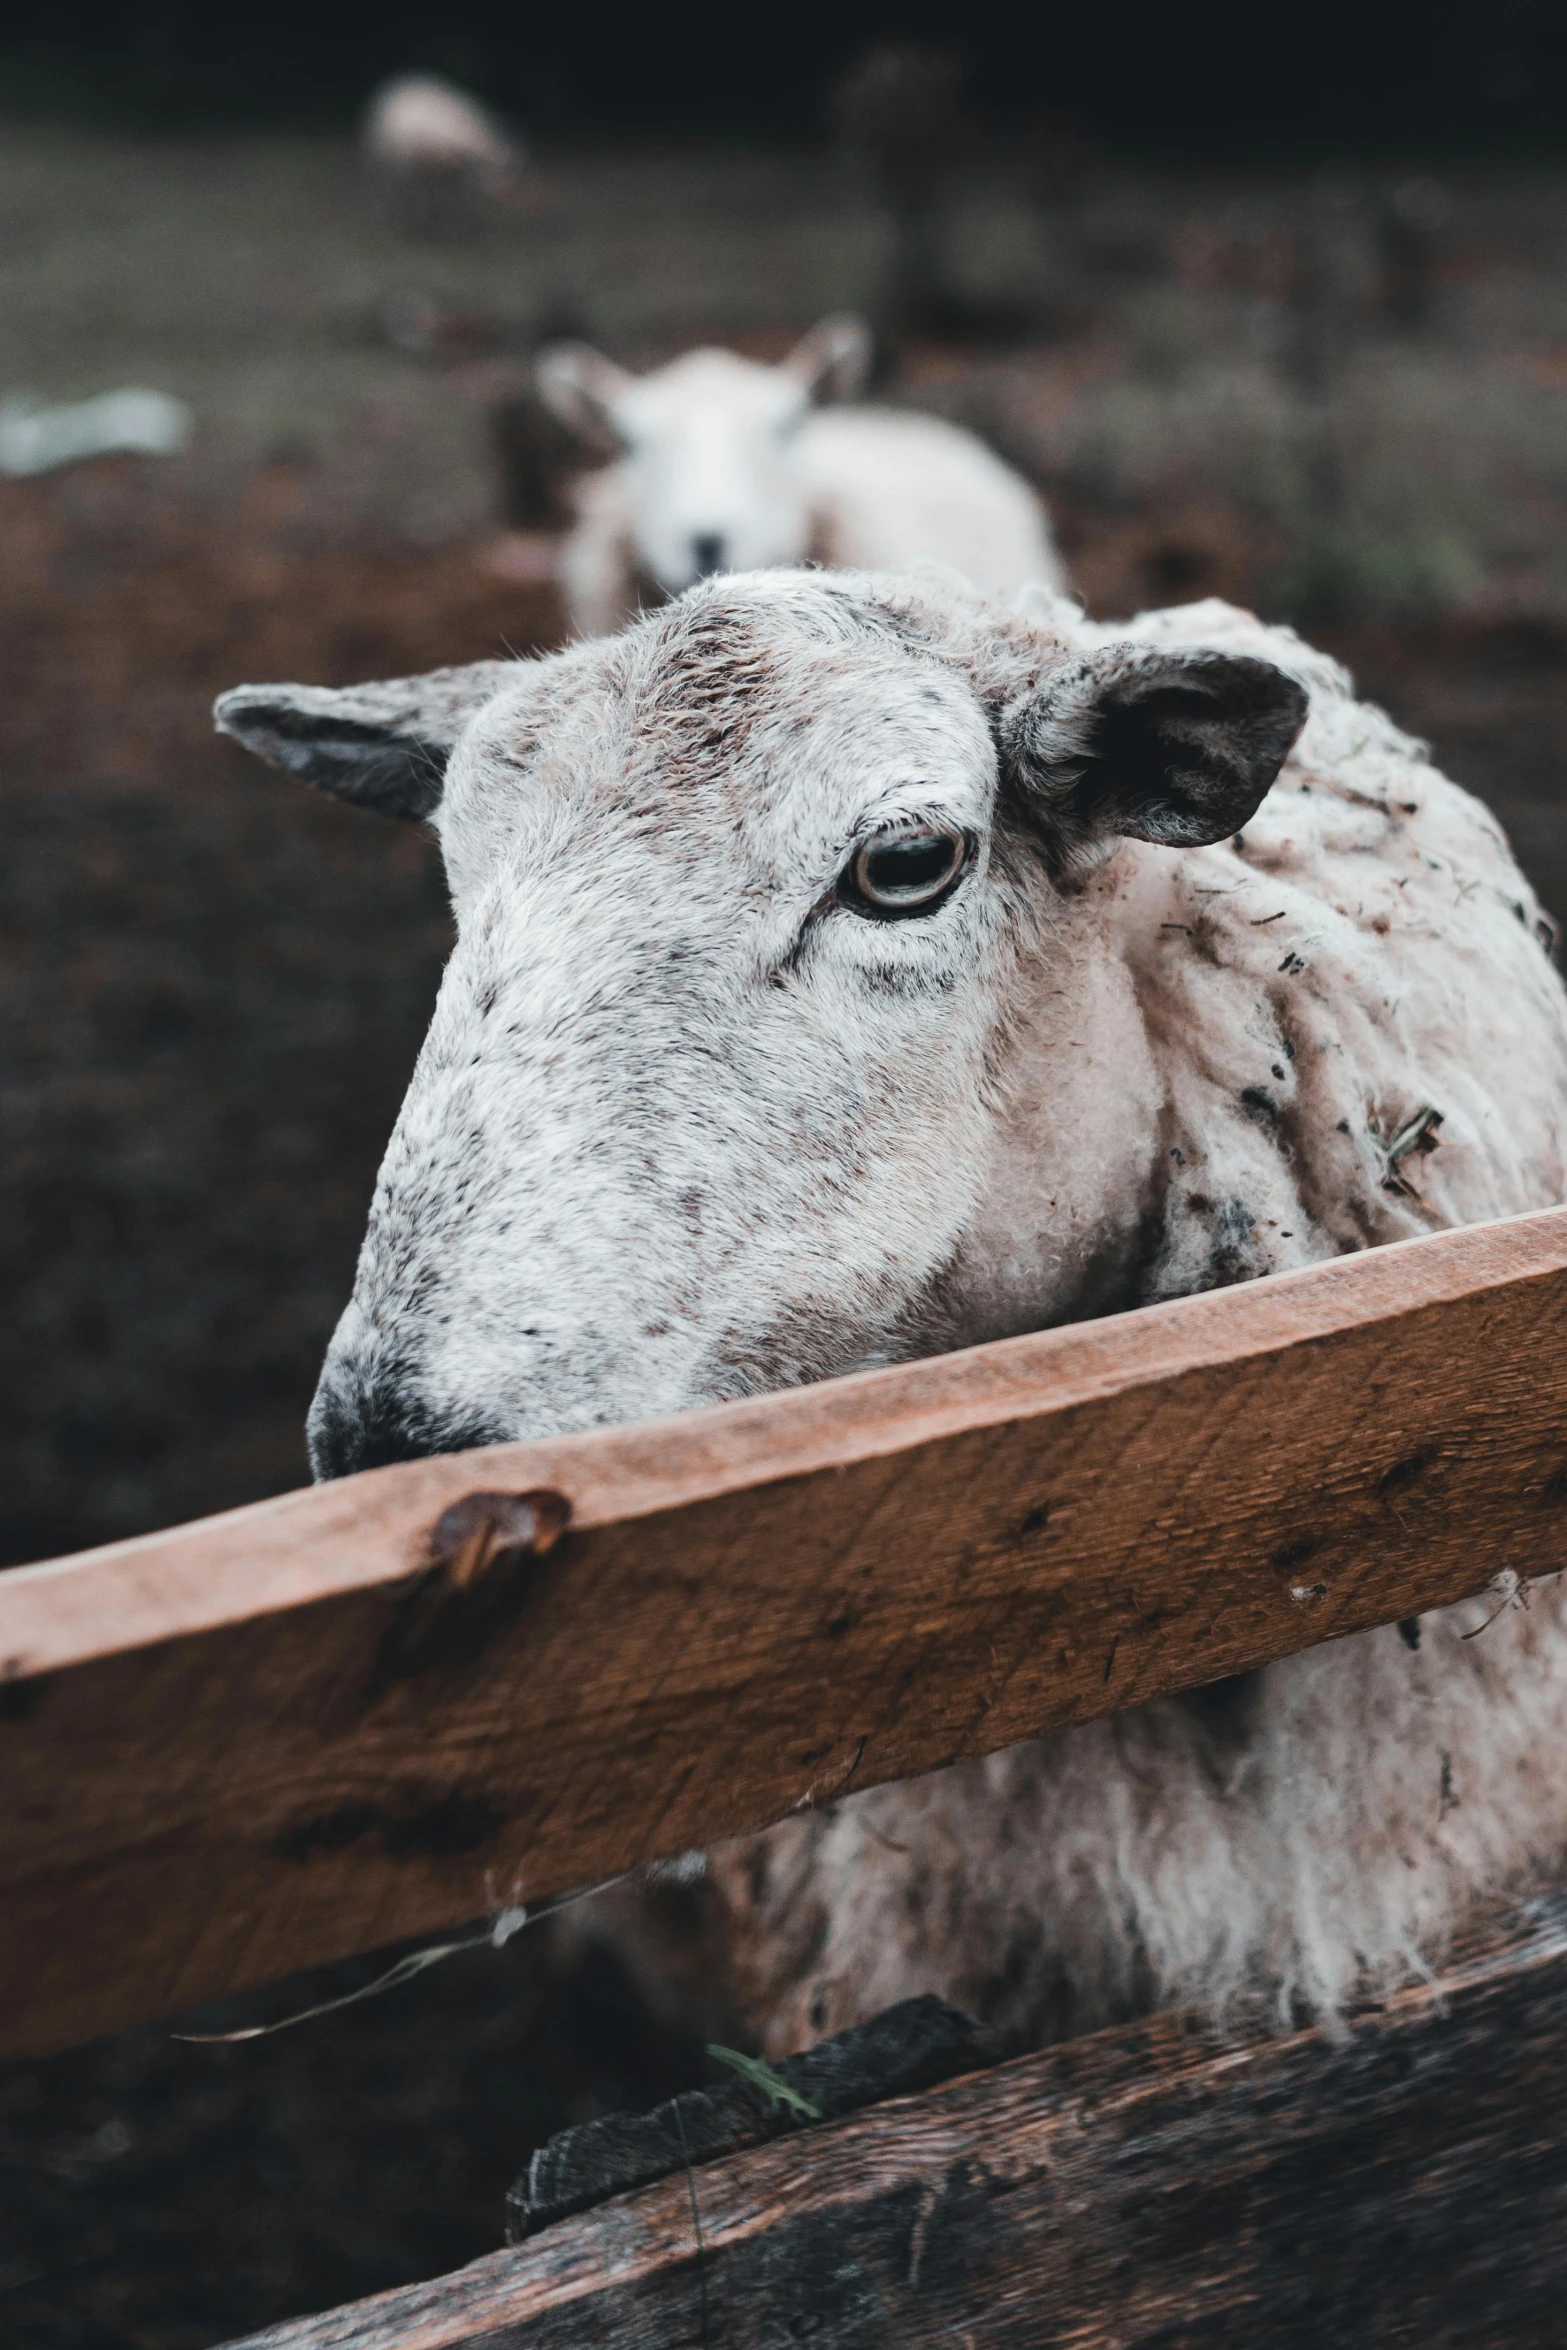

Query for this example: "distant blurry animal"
[363,74,519,233]
[535,317,1064,637]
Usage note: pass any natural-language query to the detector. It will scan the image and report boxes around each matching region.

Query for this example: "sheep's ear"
[214,661,516,822]
[780,313,873,404]
[534,342,636,452]
[1002,645,1308,857]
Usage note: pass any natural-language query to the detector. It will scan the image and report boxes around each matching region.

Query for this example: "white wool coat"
[216,576,1567,2054]
[712,595,1567,2054]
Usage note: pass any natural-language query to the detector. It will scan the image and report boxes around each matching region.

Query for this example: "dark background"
[4,0,1564,144]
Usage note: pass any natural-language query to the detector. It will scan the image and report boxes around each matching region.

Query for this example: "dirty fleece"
[220,573,1567,2055]
[712,592,1567,2056]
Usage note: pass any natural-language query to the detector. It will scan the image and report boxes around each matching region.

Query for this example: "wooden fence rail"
[226,1889,1567,2350]
[222,1896,1567,2350]
[4,1204,1567,2062]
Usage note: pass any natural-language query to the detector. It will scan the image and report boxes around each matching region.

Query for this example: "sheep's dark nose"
[691,531,728,578]
[307,1372,505,1482]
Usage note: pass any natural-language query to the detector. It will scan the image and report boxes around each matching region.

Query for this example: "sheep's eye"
[843,825,970,919]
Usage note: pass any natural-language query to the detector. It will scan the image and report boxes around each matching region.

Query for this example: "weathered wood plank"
[224,1899,1567,2349]
[4,1207,1567,2060]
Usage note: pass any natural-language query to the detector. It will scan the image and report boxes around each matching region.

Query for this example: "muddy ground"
[3,129,1567,2348]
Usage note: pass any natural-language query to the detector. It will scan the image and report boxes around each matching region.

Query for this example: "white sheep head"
[216,569,1304,1476]
[535,319,873,598]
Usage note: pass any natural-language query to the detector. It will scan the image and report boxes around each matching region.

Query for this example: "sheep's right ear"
[780,314,873,404]
[214,661,517,822]
[534,342,637,453]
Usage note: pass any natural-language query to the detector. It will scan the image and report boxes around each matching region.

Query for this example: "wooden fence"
[231,1897,1567,2349]
[7,1202,1567,2342]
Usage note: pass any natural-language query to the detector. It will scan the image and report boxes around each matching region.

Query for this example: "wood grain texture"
[5,1206,1567,2060]
[224,1899,1567,2350]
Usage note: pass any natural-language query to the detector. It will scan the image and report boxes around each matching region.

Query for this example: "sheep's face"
[216,571,1305,1474]
[613,352,815,593]
[536,320,873,600]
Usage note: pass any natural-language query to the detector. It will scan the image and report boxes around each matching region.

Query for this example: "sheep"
[535,320,1065,637]
[363,74,518,232]
[215,568,1567,2059]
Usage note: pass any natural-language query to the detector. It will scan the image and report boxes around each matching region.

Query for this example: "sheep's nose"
[691,531,728,578]
[307,1368,505,1482]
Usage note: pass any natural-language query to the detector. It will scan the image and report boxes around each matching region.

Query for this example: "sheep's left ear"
[780,313,873,404]
[534,342,637,454]
[1002,645,1308,857]
[214,660,517,822]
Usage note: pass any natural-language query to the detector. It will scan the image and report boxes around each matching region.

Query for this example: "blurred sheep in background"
[364,73,521,234]
[535,315,1065,636]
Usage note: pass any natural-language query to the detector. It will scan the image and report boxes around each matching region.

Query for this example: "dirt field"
[4,126,1567,2347]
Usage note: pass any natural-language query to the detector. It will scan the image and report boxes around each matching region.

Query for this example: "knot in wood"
[429,1489,571,1590]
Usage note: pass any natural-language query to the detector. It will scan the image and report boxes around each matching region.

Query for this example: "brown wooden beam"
[3,1207,1567,2059]
[224,1899,1567,2349]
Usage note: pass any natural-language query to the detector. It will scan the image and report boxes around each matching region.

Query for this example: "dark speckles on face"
[1208,1196,1259,1284]
[329,572,1305,1459]
[635,602,779,782]
[860,962,959,998]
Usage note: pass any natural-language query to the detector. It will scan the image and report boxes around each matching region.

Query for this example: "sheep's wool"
[713,593,1567,2054]
[218,571,1567,2054]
